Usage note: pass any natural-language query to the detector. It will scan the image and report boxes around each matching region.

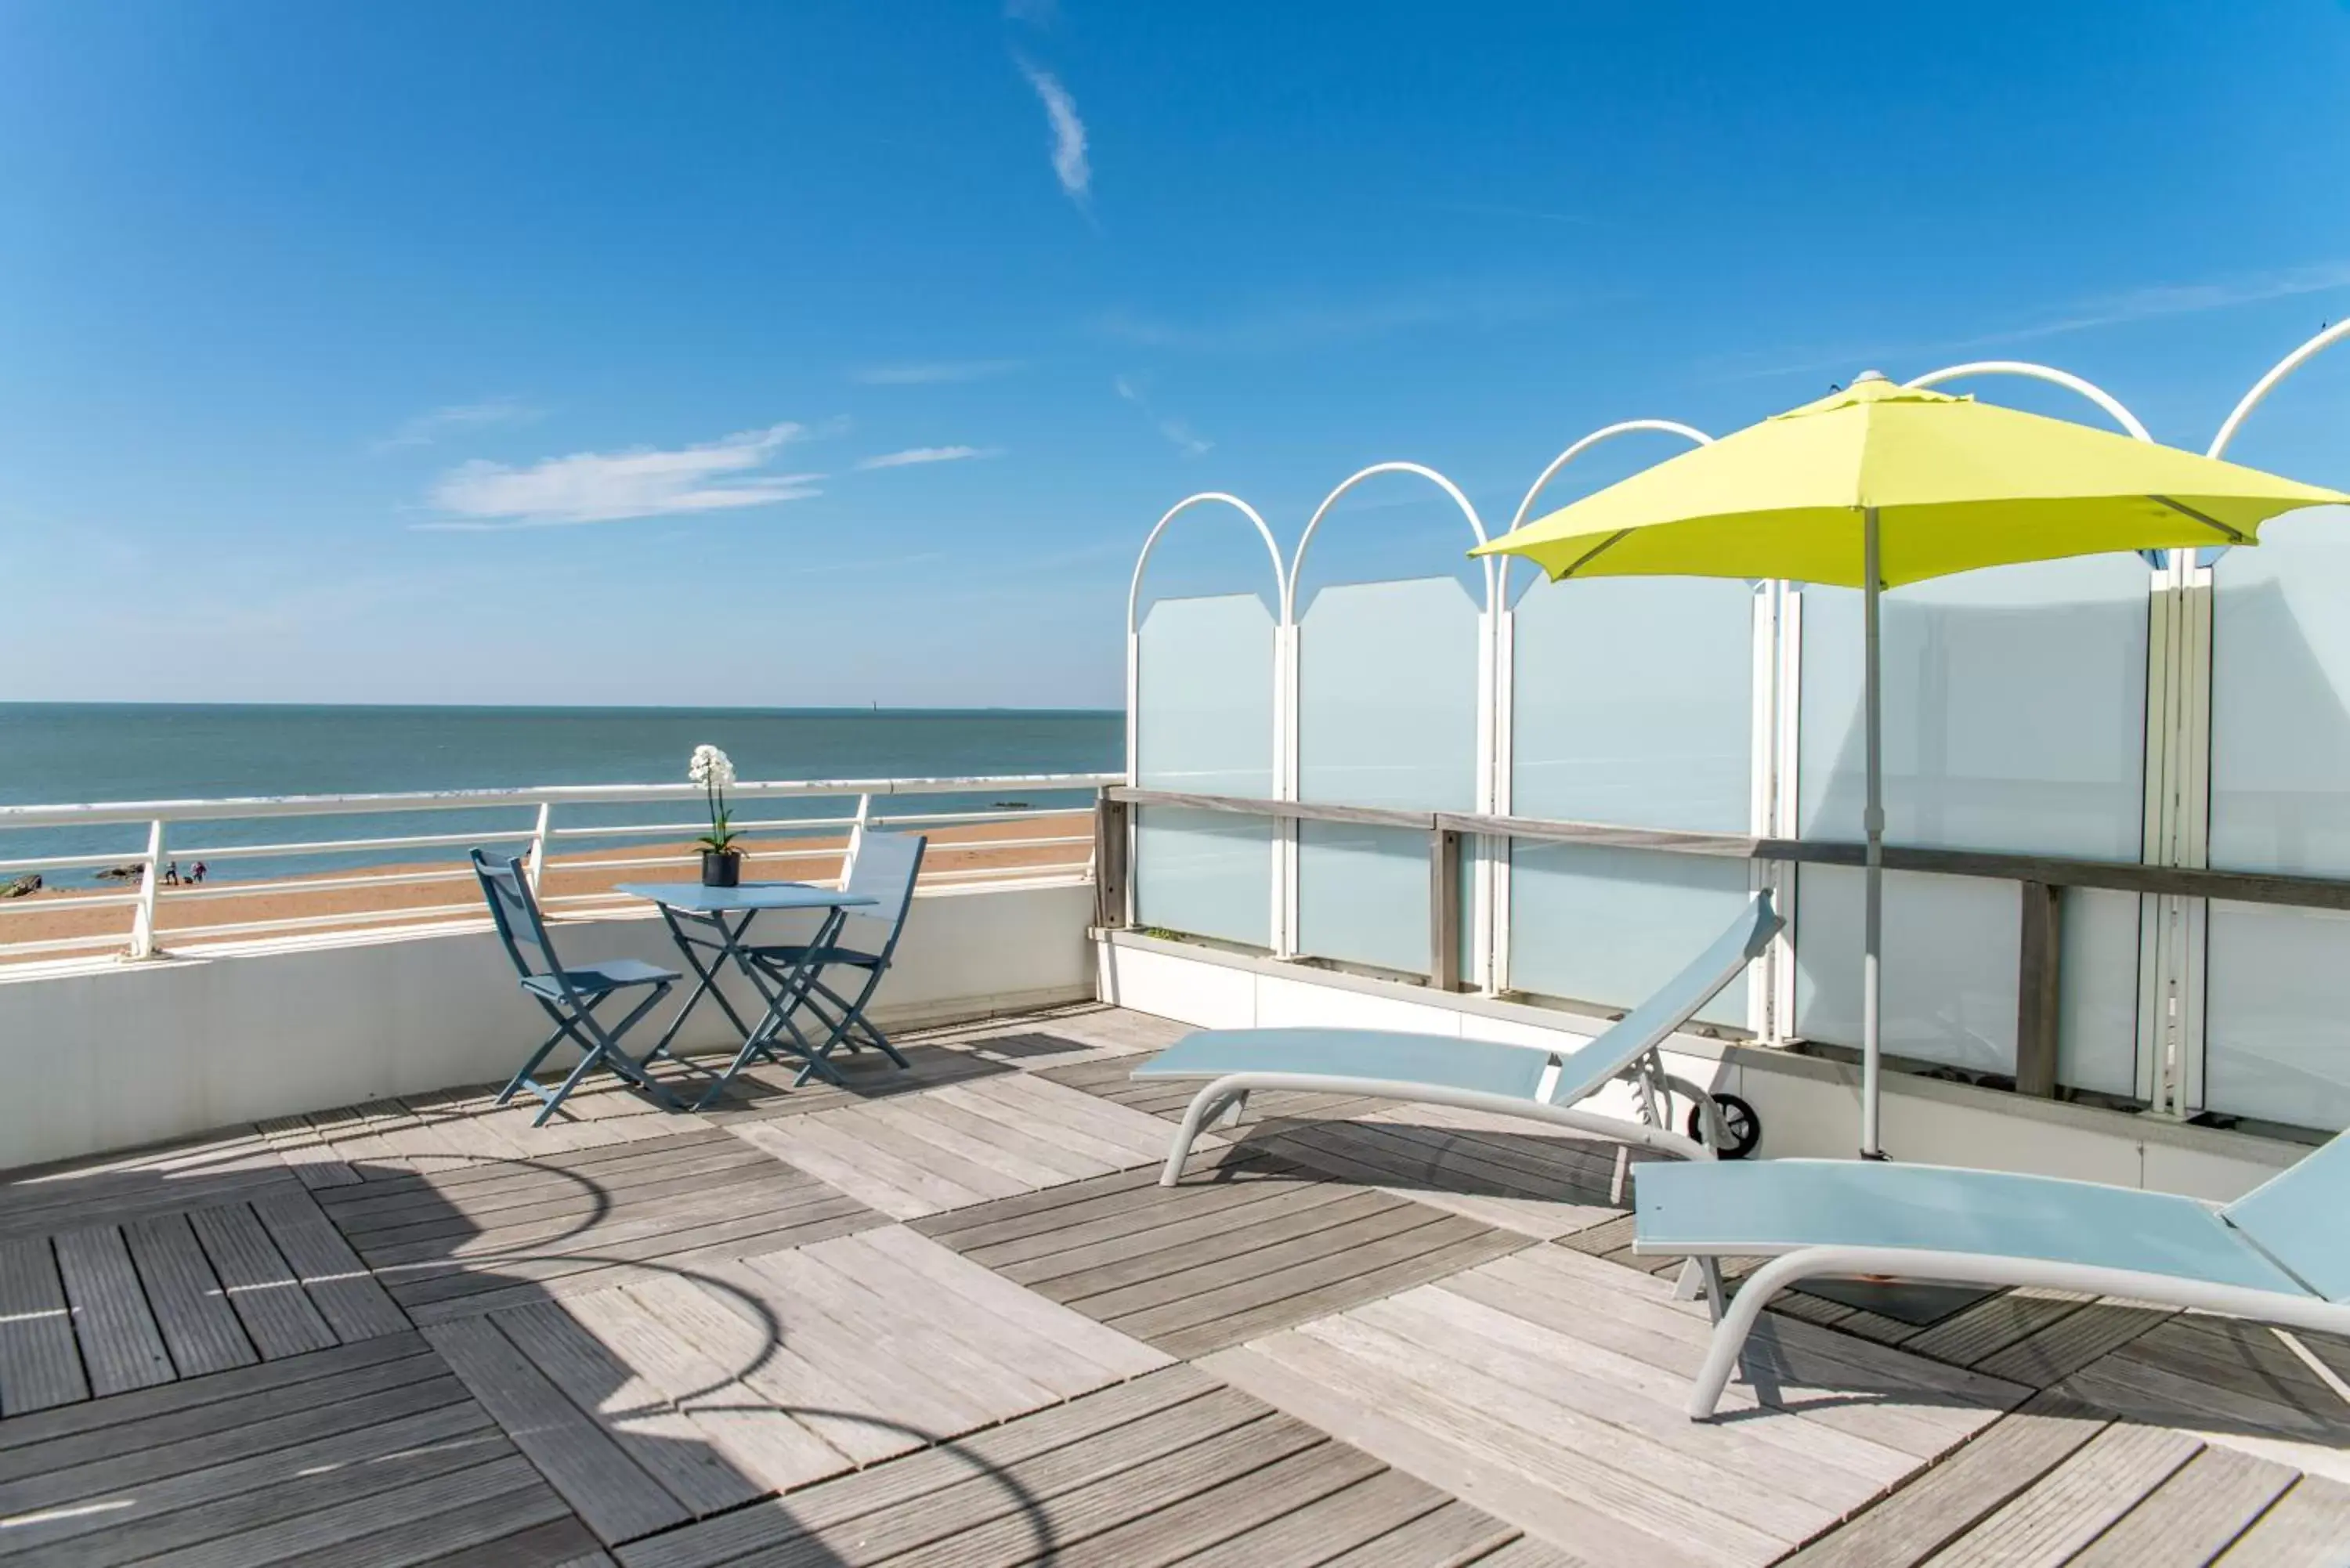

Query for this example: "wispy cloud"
[1114,375,1211,458]
[1005,0,1058,23]
[1014,56,1090,207]
[1095,278,1571,356]
[415,422,826,531]
[851,359,1026,385]
[855,445,1004,470]
[371,398,539,453]
[1711,261,2350,384]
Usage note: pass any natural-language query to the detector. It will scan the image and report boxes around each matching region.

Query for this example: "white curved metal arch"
[2208,320,2350,460]
[1905,360,2153,442]
[1285,461,1492,624]
[1124,492,1287,635]
[1496,419,1716,600]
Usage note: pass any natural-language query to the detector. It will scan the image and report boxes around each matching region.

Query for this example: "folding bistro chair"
[745,829,926,1086]
[471,850,683,1125]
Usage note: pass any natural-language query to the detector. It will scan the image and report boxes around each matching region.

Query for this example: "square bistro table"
[617,880,880,1108]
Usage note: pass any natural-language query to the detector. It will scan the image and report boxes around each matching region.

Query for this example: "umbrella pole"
[1860,504,1887,1159]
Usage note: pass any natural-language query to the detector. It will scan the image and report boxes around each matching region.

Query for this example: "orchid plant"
[689,744,739,854]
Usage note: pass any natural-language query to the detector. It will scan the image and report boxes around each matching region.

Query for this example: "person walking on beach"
[163,861,180,887]
[190,862,207,884]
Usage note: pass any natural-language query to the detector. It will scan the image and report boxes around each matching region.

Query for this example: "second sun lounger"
[1634,1131,2350,1419]
[1133,891,1783,1184]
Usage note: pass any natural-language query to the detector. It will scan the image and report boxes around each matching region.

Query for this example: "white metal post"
[127,818,165,960]
[1860,508,1887,1159]
[844,793,872,889]
[1486,603,1515,995]
[1274,619,1300,957]
[1768,583,1805,1045]
[524,801,552,893]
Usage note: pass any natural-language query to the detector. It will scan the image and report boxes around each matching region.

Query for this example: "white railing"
[0,771,1118,964]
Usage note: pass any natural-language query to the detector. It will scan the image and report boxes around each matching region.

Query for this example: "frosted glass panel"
[1795,555,2149,1076]
[1297,577,1479,811]
[1795,866,2017,1074]
[1509,841,1752,1028]
[1294,577,1477,972]
[2206,507,2350,1128]
[1133,806,1271,948]
[1133,593,1274,947]
[2059,889,2142,1097]
[1137,594,1274,795]
[1512,578,1754,829]
[1295,821,1429,975]
[2205,904,2350,1131]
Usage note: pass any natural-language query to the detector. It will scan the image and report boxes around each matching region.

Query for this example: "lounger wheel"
[1689,1094,1760,1159]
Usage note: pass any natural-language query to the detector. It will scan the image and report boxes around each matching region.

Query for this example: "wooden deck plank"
[1778,1393,2110,1568]
[167,1455,568,1568]
[1318,1500,1521,1566]
[1975,1297,2174,1387]
[1200,1338,1713,1568]
[1902,1288,2094,1370]
[859,1092,1105,1187]
[186,1201,339,1360]
[250,1189,410,1341]
[1361,1286,1907,1514]
[411,1517,610,1568]
[1170,1465,1455,1567]
[1290,1308,1815,1558]
[816,1225,1167,1397]
[0,1402,502,1566]
[616,1366,1229,1568]
[0,1331,429,1465]
[400,1195,883,1324]
[421,1317,689,1546]
[727,1112,1001,1219]
[996,1183,1370,1292]
[0,1362,474,1522]
[2067,1443,2301,1567]
[0,1238,87,1415]
[1455,1249,2016,1459]
[2214,1474,2350,1565]
[1923,1418,2203,1566]
[493,1301,765,1519]
[950,1071,1184,1166]
[560,1281,855,1494]
[1044,1193,1441,1312]
[1048,1436,1388,1566]
[618,1270,915,1468]
[875,1412,1335,1568]
[853,1223,1170,1384]
[52,1224,175,1397]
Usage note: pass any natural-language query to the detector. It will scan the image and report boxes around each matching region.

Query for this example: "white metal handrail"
[0,771,1116,963]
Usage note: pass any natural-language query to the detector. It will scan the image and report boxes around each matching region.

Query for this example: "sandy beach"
[0,811,1094,964]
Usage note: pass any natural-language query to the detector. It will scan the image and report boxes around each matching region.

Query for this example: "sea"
[0,705,1122,885]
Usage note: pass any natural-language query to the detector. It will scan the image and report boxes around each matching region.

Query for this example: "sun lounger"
[1635,1134,2350,1418]
[1133,891,1783,1185]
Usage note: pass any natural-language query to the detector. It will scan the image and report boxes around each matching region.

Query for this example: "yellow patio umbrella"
[1474,371,2348,1158]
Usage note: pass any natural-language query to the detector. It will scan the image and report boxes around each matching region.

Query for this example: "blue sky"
[5,1,2349,707]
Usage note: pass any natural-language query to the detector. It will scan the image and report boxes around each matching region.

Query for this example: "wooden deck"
[0,1002,2345,1565]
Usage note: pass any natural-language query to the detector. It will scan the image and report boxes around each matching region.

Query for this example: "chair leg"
[1163,1079,1244,1187]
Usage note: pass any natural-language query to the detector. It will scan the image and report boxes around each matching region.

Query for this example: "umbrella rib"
[1556,528,1635,579]
[2149,495,2249,544]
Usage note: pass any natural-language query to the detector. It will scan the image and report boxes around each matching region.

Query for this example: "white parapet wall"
[1097,929,2305,1204]
[0,879,1096,1172]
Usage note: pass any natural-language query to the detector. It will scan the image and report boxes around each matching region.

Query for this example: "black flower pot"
[701,850,742,888]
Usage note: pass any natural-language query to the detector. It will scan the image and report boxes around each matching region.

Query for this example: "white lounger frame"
[1159,1047,1733,1186]
[1648,1239,2350,1420]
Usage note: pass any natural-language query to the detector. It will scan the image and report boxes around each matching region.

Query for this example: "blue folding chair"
[745,829,927,1086]
[471,850,683,1125]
